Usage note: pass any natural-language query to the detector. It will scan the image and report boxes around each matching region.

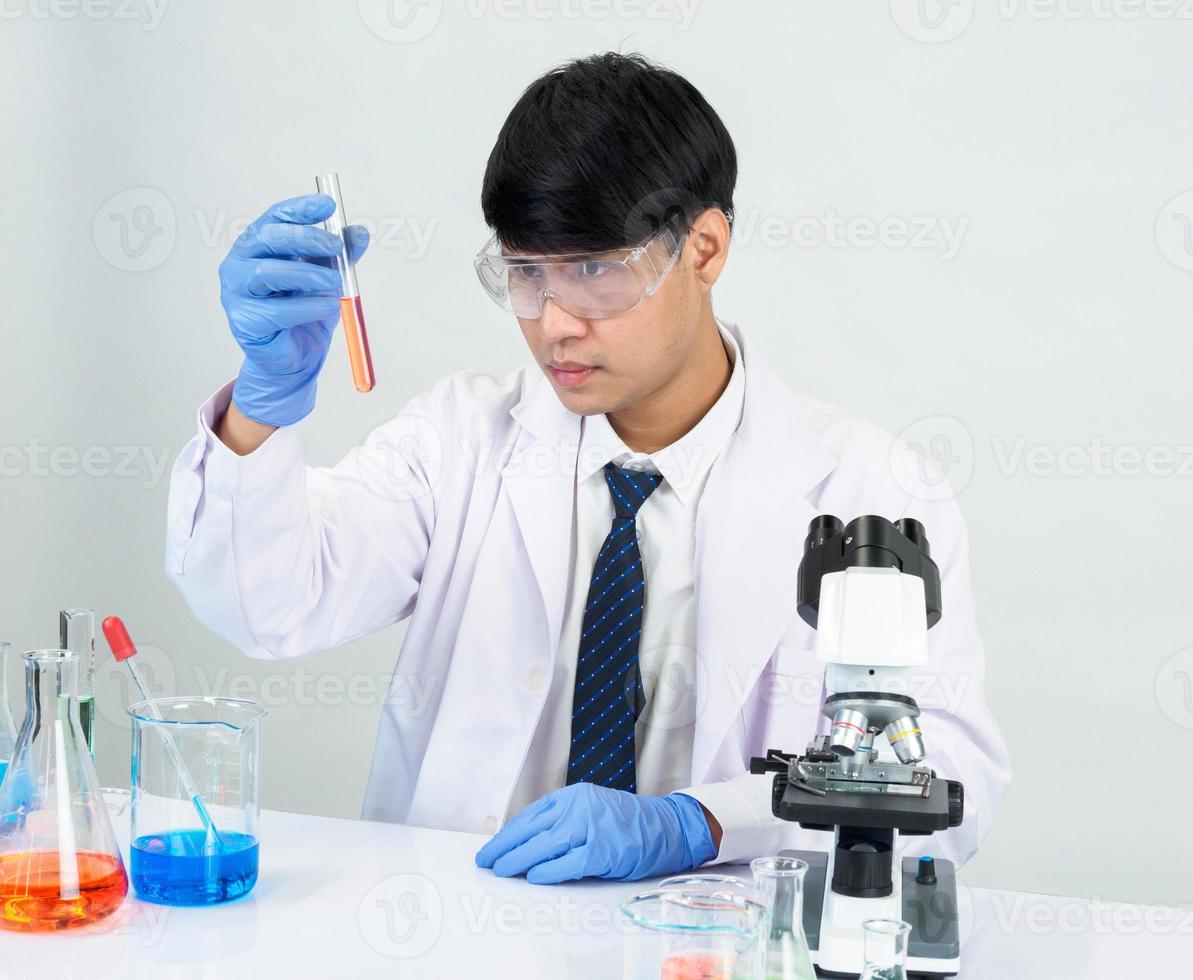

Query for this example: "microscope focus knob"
[916,856,938,885]
[947,780,965,828]
[771,773,785,819]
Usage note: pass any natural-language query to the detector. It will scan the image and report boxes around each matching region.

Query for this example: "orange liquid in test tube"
[340,295,375,393]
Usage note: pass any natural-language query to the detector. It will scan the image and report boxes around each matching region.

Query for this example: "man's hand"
[220,193,369,428]
[474,783,718,885]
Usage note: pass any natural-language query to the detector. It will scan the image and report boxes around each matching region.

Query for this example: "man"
[166,52,1010,884]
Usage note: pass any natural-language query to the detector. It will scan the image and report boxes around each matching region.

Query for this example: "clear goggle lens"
[474,225,684,319]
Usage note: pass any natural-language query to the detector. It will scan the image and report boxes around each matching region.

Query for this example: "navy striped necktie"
[565,462,664,793]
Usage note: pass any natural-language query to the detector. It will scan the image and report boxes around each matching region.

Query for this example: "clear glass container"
[129,696,267,906]
[859,918,911,980]
[0,649,128,931]
[59,610,96,759]
[0,641,16,788]
[620,888,769,980]
[658,873,756,898]
[750,856,817,980]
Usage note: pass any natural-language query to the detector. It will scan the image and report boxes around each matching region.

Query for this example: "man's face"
[515,235,701,416]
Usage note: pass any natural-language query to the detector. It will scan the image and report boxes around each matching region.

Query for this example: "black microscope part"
[796,514,943,631]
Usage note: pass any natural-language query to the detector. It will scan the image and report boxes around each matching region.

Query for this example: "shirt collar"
[577,320,745,507]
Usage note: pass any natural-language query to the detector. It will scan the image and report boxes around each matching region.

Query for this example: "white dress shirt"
[508,322,746,816]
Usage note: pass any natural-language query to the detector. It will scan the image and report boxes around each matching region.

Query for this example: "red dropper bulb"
[101,616,137,662]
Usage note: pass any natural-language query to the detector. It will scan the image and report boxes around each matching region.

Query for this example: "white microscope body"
[753,515,964,978]
[817,564,932,976]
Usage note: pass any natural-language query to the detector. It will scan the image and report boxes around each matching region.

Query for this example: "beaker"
[129,696,267,906]
[859,919,911,980]
[620,889,769,980]
[750,856,817,980]
[0,649,128,931]
[0,642,16,787]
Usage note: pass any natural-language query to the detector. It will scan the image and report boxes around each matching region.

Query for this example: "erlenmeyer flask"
[0,649,128,931]
[750,856,817,980]
[0,642,16,788]
[859,918,911,980]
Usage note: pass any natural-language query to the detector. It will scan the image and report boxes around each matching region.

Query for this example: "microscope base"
[779,849,961,978]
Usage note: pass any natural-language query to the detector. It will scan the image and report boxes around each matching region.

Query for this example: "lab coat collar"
[573,322,745,508]
[509,319,836,496]
[505,318,839,783]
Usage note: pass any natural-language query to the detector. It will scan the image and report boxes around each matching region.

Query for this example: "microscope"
[751,515,964,977]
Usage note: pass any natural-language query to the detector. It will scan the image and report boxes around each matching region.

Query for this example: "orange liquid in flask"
[340,295,375,393]
[0,850,128,931]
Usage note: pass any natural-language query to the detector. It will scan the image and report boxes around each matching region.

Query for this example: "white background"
[1,0,1191,908]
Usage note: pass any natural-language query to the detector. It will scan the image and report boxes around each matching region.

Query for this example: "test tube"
[315,172,375,393]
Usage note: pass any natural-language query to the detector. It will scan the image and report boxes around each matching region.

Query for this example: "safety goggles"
[473,224,686,320]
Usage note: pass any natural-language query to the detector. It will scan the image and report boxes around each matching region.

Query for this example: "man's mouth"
[547,363,599,388]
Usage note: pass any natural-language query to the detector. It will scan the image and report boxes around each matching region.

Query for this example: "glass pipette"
[101,617,223,851]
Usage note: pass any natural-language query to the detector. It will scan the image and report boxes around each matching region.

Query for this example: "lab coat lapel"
[690,326,838,783]
[504,374,582,663]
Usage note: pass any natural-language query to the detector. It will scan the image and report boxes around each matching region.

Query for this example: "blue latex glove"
[219,193,370,427]
[475,783,718,885]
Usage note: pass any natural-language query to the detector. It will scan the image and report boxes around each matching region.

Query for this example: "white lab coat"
[166,319,1010,867]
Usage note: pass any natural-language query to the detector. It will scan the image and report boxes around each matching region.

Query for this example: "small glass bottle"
[750,856,817,980]
[0,642,15,788]
[859,918,912,980]
[0,649,127,931]
[59,609,96,759]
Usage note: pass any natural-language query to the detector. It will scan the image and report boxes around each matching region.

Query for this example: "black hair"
[480,52,737,253]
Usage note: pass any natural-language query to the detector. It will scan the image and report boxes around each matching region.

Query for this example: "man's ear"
[688,207,731,292]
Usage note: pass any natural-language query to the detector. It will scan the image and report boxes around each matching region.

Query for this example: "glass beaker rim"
[751,855,810,877]
[658,873,754,893]
[128,695,269,730]
[863,918,912,937]
[619,889,768,938]
[22,647,78,663]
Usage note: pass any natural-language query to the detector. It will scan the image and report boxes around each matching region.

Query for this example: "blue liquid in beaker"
[131,830,259,906]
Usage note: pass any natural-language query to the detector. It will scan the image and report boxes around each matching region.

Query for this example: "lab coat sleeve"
[165,379,439,660]
[892,474,1013,868]
[679,476,1012,870]
[677,773,814,866]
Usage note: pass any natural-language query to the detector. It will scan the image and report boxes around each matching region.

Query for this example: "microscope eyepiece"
[804,514,844,554]
[895,517,930,557]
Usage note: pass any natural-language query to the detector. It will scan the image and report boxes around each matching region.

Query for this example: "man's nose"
[539,296,588,341]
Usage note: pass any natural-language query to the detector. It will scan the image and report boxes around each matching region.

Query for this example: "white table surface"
[1,805,1188,979]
